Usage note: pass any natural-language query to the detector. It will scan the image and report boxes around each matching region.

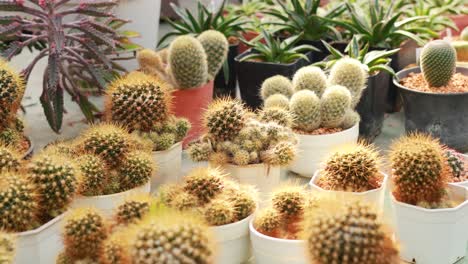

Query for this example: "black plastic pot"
[279,38,348,63]
[235,50,310,109]
[214,44,238,98]
[356,70,390,142]
[394,67,468,152]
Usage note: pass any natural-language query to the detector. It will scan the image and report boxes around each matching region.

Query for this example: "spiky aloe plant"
[0,0,137,132]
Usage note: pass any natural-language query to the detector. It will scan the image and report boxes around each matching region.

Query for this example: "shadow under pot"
[235,50,310,109]
[393,67,468,152]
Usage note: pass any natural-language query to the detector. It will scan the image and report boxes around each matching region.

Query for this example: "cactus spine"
[0,59,25,130]
[445,149,465,179]
[420,40,457,87]
[118,151,155,191]
[289,90,321,132]
[292,66,327,96]
[260,75,294,100]
[197,30,229,80]
[0,145,21,172]
[203,98,246,141]
[77,154,107,196]
[320,85,352,128]
[114,194,153,225]
[264,94,290,109]
[182,167,225,204]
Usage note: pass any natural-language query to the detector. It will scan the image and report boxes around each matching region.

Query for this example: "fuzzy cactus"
[203,199,236,226]
[253,207,282,238]
[182,167,225,204]
[264,94,290,109]
[168,35,208,89]
[101,231,129,264]
[420,40,457,87]
[260,75,294,100]
[77,154,108,196]
[0,231,15,264]
[137,49,164,77]
[341,109,361,129]
[320,85,351,128]
[105,72,171,132]
[203,98,246,141]
[63,208,109,260]
[187,141,213,162]
[389,134,448,205]
[0,172,39,232]
[272,185,307,217]
[263,141,297,166]
[197,30,229,80]
[232,149,251,166]
[289,90,321,132]
[118,151,155,191]
[114,194,152,225]
[445,149,465,179]
[0,145,21,172]
[0,59,25,129]
[328,58,368,106]
[292,66,327,97]
[321,143,380,192]
[257,107,293,127]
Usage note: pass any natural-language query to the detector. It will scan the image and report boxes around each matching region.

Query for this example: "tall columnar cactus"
[328,58,368,106]
[320,85,351,128]
[0,172,39,232]
[28,153,80,217]
[118,151,155,191]
[0,231,15,264]
[303,199,399,264]
[114,194,153,225]
[0,59,25,129]
[168,35,208,89]
[203,98,247,141]
[292,66,327,96]
[197,30,229,80]
[264,94,290,109]
[389,134,448,205]
[289,90,321,132]
[0,145,21,172]
[182,167,225,204]
[322,143,380,192]
[420,40,457,87]
[105,72,172,132]
[260,75,294,100]
[63,208,109,260]
[77,154,107,196]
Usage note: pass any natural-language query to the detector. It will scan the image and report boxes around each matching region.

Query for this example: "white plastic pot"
[391,184,468,264]
[15,214,64,264]
[249,219,307,264]
[289,123,359,177]
[211,214,254,264]
[151,142,182,190]
[309,170,388,210]
[70,181,151,216]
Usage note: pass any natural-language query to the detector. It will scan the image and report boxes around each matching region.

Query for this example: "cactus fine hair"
[260,75,294,100]
[292,66,327,97]
[328,58,368,107]
[289,90,321,132]
[197,30,229,80]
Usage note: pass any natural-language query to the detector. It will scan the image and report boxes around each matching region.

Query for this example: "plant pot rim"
[390,184,468,212]
[235,50,311,67]
[310,170,388,195]
[152,141,182,154]
[294,122,359,138]
[76,180,150,200]
[17,213,64,237]
[393,66,468,96]
[249,218,304,245]
[212,213,254,232]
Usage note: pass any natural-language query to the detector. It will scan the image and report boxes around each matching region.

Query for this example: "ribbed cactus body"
[289,90,321,132]
[0,60,25,129]
[78,154,107,196]
[197,30,229,80]
[328,58,367,106]
[115,194,152,225]
[260,75,294,100]
[0,145,21,172]
[203,99,246,141]
[320,85,351,128]
[292,66,327,97]
[420,40,457,87]
[452,41,468,62]
[118,151,154,191]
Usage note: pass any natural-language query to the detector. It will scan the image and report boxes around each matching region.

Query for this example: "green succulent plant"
[420,40,457,87]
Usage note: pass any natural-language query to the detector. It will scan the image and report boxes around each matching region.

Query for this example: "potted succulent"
[104,71,190,188]
[309,143,388,209]
[444,147,468,187]
[138,31,228,145]
[261,57,368,177]
[187,98,298,197]
[158,167,258,264]
[388,133,468,264]
[394,40,468,151]
[235,30,318,108]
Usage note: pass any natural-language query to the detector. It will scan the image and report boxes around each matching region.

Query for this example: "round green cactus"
[264,94,290,109]
[0,59,26,129]
[260,75,294,100]
[170,191,199,211]
[253,207,282,237]
[272,185,307,217]
[0,145,21,172]
[341,109,360,129]
[289,90,321,132]
[0,231,15,264]
[182,167,225,204]
[118,151,155,191]
[232,148,251,166]
[114,194,152,225]
[77,154,108,196]
[257,107,293,127]
[168,35,208,89]
[203,98,246,141]
[420,40,457,87]
[197,30,229,80]
[328,58,368,106]
[320,85,351,128]
[292,66,327,97]
[203,199,236,226]
[174,118,191,142]
[225,186,257,221]
[445,149,464,179]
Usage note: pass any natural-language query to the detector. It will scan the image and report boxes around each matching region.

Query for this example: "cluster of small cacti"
[158,167,257,226]
[188,98,298,166]
[138,30,228,90]
[261,58,369,133]
[319,143,382,192]
[420,40,457,87]
[0,231,15,264]
[445,149,465,180]
[254,184,317,239]
[137,116,190,151]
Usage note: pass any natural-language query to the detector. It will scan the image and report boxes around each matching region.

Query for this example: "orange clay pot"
[171,81,214,148]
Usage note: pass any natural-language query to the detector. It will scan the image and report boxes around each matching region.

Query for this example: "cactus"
[452,41,468,62]
[0,145,21,172]
[328,58,368,106]
[170,191,200,211]
[292,66,327,97]
[263,141,297,166]
[137,48,164,77]
[303,199,399,264]
[187,141,213,162]
[28,153,80,217]
[258,107,293,127]
[253,207,282,238]
[101,231,130,264]
[232,148,251,166]
[197,30,229,80]
[203,199,236,226]
[224,185,257,220]
[0,59,25,129]
[462,27,468,41]
[0,172,39,232]
[321,143,380,192]
[182,167,225,204]
[289,90,321,132]
[114,194,153,225]
[260,75,294,100]
[389,134,448,205]
[272,185,307,217]
[63,208,108,260]
[320,85,351,128]
[209,151,231,165]
[118,151,155,191]
[77,154,108,196]
[0,231,15,264]
[203,98,246,141]
[445,149,465,179]
[264,94,290,109]
[168,35,208,89]
[341,109,360,129]
[105,72,172,132]
[420,40,457,87]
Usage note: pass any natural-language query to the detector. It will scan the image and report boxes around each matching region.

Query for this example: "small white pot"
[309,170,388,210]
[70,181,151,217]
[289,123,359,178]
[249,219,307,264]
[211,214,254,264]
[151,142,183,190]
[15,214,64,264]
[391,184,468,264]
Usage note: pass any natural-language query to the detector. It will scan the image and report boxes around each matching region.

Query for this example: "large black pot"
[235,50,310,109]
[279,38,348,63]
[214,44,238,98]
[394,67,468,152]
[356,70,390,141]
